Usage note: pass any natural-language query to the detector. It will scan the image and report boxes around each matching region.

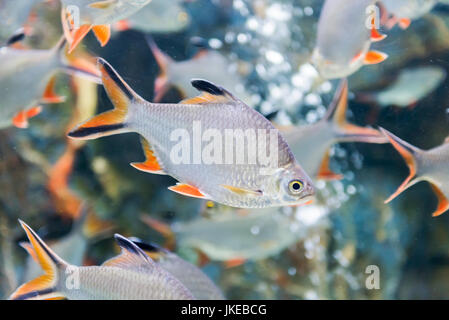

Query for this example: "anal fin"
[92,25,111,47]
[429,182,449,217]
[130,137,166,175]
[364,50,388,65]
[317,150,343,180]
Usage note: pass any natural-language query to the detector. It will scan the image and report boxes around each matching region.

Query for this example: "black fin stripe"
[114,234,151,261]
[26,226,60,266]
[99,59,134,100]
[191,79,224,96]
[68,124,125,138]
[14,287,56,300]
[131,239,162,253]
[6,31,25,46]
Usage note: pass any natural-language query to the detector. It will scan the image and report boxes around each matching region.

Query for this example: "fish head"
[271,165,315,206]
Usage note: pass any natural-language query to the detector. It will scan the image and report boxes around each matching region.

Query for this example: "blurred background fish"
[356,66,446,108]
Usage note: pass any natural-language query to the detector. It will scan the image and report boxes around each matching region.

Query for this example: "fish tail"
[328,79,387,144]
[68,58,141,140]
[9,220,68,300]
[379,128,423,204]
[145,36,172,102]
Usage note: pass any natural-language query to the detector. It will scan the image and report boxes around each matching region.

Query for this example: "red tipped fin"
[115,19,131,31]
[380,128,420,203]
[371,27,387,42]
[399,18,411,29]
[26,106,43,118]
[9,220,66,300]
[224,257,246,268]
[42,76,65,104]
[130,137,166,174]
[68,24,92,53]
[92,25,111,47]
[364,50,388,65]
[68,58,138,140]
[317,150,343,180]
[168,183,208,199]
[429,183,449,217]
[12,111,28,128]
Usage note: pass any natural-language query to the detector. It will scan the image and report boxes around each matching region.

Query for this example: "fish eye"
[288,180,304,194]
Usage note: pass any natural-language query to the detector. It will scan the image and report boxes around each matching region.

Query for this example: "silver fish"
[312,0,388,79]
[282,80,387,180]
[148,38,253,105]
[381,0,438,28]
[359,66,446,107]
[68,58,315,208]
[115,0,190,33]
[169,205,328,262]
[61,0,151,52]
[131,238,224,300]
[0,37,100,129]
[10,220,194,300]
[381,128,449,217]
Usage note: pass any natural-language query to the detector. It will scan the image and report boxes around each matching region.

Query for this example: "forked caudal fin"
[146,36,173,102]
[9,220,68,300]
[380,128,449,217]
[68,58,142,140]
[380,128,422,204]
[326,79,387,144]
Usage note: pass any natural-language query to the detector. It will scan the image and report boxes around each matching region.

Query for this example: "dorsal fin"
[323,79,348,122]
[129,237,168,262]
[102,234,155,269]
[180,79,238,105]
[6,29,25,46]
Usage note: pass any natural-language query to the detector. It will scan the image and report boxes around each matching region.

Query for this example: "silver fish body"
[138,245,224,300]
[312,0,377,79]
[57,265,194,300]
[0,46,60,128]
[125,0,189,33]
[374,66,446,107]
[68,59,315,208]
[382,0,438,20]
[61,0,151,25]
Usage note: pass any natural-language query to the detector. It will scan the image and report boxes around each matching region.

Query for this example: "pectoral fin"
[316,150,343,180]
[220,185,263,196]
[130,137,166,175]
[429,182,449,217]
[168,183,208,199]
[88,0,117,9]
[364,51,388,65]
[92,25,111,47]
